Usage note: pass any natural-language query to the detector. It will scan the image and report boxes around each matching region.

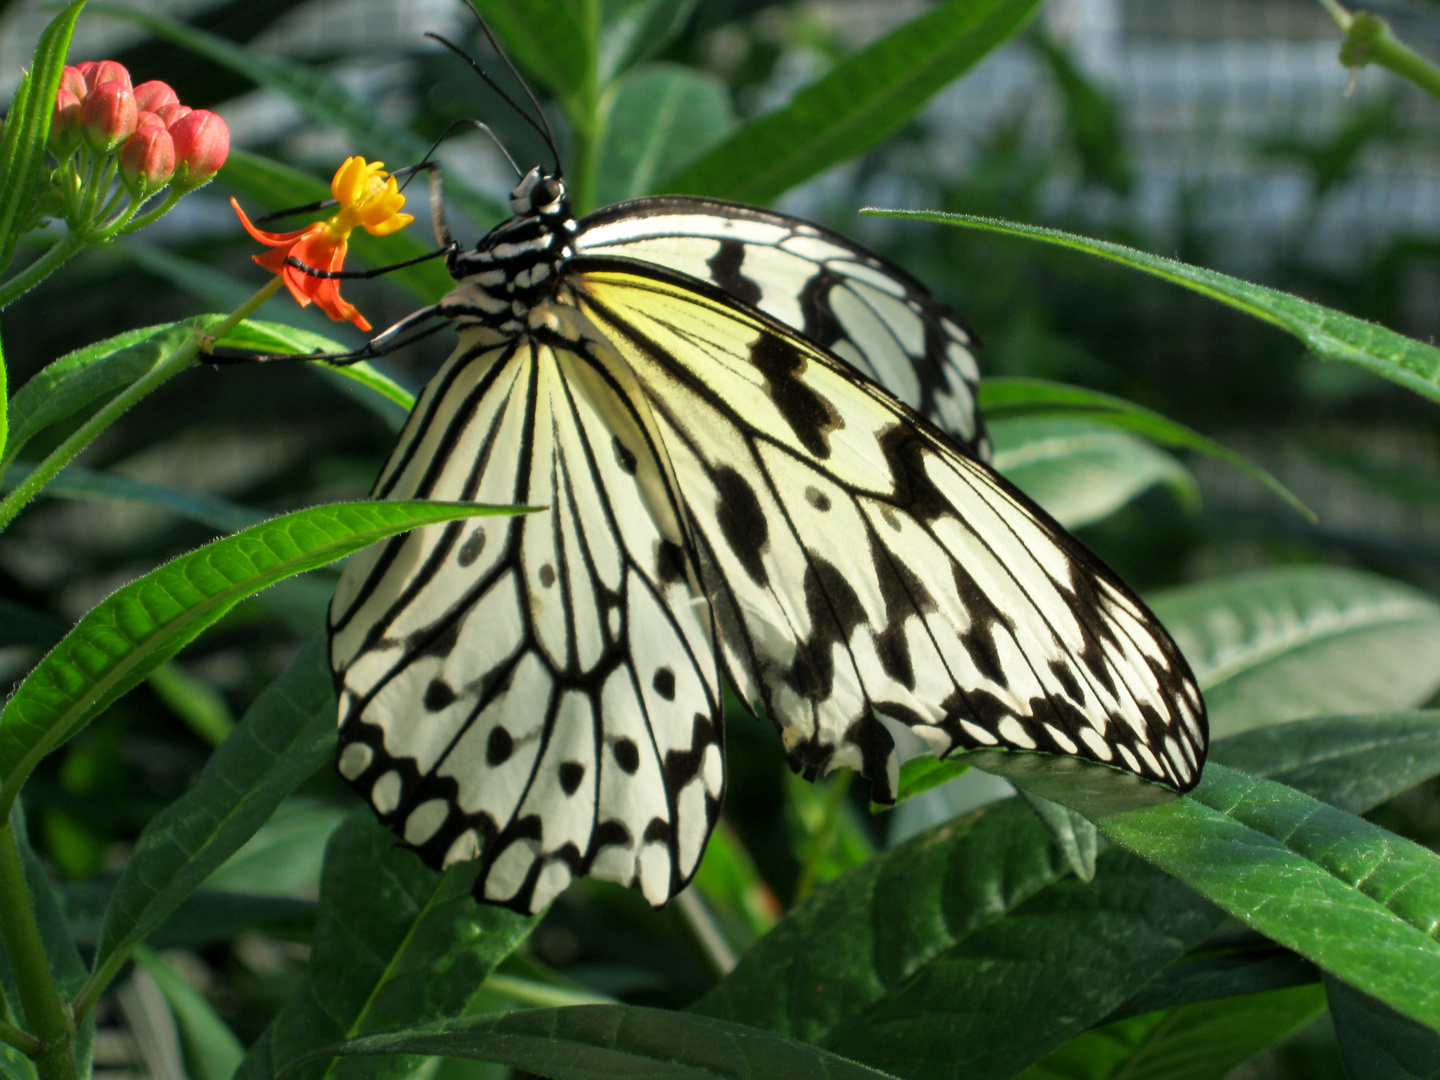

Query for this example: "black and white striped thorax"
[443,166,579,334]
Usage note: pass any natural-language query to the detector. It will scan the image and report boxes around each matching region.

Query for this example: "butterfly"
[322,146,1208,915]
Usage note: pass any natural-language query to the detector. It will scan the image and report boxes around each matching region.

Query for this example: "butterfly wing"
[567,257,1207,801]
[329,327,724,913]
[576,195,989,458]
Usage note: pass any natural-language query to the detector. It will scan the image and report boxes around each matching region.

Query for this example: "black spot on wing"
[663,713,717,791]
[424,679,456,711]
[487,726,514,765]
[805,486,831,512]
[786,555,865,701]
[539,564,556,588]
[653,667,676,700]
[952,559,1013,689]
[657,539,688,586]
[612,737,640,774]
[713,467,768,586]
[559,761,585,795]
[749,333,841,459]
[706,239,762,308]
[613,436,637,475]
[457,527,487,567]
[595,819,632,848]
[877,424,950,522]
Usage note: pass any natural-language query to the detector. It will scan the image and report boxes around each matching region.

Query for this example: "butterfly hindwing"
[329,327,724,912]
[577,195,988,458]
[568,257,1207,799]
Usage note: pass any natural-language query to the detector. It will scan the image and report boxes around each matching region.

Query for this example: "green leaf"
[235,812,538,1080]
[0,500,522,819]
[216,318,418,422]
[1018,984,1326,1080]
[978,377,1312,520]
[133,946,245,1080]
[472,0,598,119]
[89,3,505,229]
[220,150,455,303]
[1149,567,1440,738]
[3,319,218,474]
[696,795,1217,1080]
[1210,712,1440,816]
[146,661,235,747]
[91,643,336,986]
[869,209,1440,406]
[1109,947,1319,1021]
[0,327,9,466]
[599,0,699,83]
[666,0,1045,205]
[596,64,734,206]
[0,1,86,271]
[1092,764,1440,1032]
[890,757,970,805]
[989,414,1197,528]
[1030,29,1132,195]
[4,462,263,533]
[304,1006,903,1080]
[1326,974,1440,1079]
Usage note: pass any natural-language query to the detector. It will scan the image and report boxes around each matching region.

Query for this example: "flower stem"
[0,233,85,310]
[0,820,74,1079]
[118,189,181,235]
[0,277,284,534]
[1319,0,1440,101]
[0,1016,42,1058]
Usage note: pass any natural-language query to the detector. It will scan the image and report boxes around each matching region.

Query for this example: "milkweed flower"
[231,156,415,331]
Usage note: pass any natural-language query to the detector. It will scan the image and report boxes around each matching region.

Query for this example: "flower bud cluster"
[45,59,230,240]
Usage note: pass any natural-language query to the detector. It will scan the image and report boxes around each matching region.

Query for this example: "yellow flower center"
[322,156,415,243]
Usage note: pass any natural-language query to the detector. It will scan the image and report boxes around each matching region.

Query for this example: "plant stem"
[0,821,73,1079]
[0,233,84,309]
[0,1016,42,1058]
[1319,0,1440,101]
[0,277,283,535]
[478,974,614,1008]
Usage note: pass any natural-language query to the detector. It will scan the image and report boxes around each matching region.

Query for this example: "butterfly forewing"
[577,196,988,457]
[568,259,1206,798]
[330,328,724,913]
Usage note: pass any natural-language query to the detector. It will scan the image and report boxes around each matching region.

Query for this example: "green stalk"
[0,277,283,533]
[0,233,84,309]
[1319,0,1440,101]
[478,975,614,1008]
[0,822,73,1080]
[0,1016,42,1058]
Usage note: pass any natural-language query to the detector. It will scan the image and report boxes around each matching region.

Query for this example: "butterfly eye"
[532,177,563,209]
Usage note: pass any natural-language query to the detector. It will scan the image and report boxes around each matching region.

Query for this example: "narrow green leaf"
[4,462,263,533]
[4,319,216,474]
[0,500,524,818]
[595,64,733,206]
[92,643,336,982]
[0,1,86,270]
[1326,974,1440,1079]
[215,318,418,420]
[1092,764,1440,1032]
[1018,984,1325,1080]
[1149,567,1440,737]
[220,150,455,302]
[890,756,970,805]
[305,1007,903,1080]
[236,812,537,1080]
[133,946,245,1080]
[0,327,9,465]
[1211,712,1440,816]
[598,0,700,83]
[978,377,1312,520]
[89,3,505,230]
[666,0,1045,204]
[990,414,1197,528]
[472,0,598,117]
[871,210,1440,406]
[146,661,235,747]
[1108,947,1320,1021]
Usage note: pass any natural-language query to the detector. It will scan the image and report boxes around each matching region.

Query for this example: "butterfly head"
[509,165,567,217]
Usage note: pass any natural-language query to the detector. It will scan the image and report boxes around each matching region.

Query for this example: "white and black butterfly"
[323,148,1208,914]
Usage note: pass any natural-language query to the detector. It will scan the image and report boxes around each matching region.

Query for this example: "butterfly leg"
[204,303,448,366]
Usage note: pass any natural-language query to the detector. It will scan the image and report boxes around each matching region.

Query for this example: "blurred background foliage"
[3,0,1440,1076]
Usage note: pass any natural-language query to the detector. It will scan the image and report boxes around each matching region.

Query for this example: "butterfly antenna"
[425,30,560,174]
[401,118,524,186]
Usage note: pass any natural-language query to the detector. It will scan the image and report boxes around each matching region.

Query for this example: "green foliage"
[1,1,1440,1078]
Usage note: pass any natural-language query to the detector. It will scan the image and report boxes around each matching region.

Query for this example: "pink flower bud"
[132,80,178,114]
[80,80,136,152]
[154,103,191,127]
[169,109,228,189]
[81,60,130,93]
[59,66,86,100]
[120,123,175,191]
[50,88,83,157]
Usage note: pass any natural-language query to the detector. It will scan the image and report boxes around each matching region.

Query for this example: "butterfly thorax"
[442,166,579,335]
